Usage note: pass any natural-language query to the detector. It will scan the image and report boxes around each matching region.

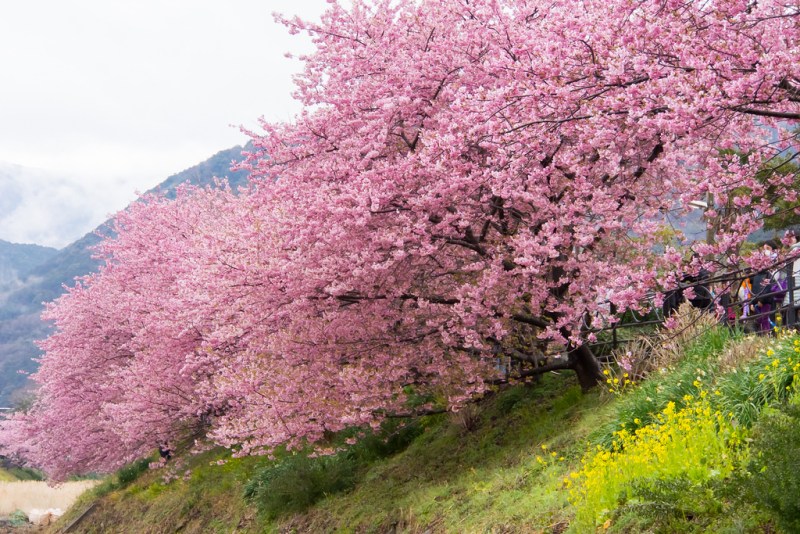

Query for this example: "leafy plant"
[243,453,358,519]
[244,421,422,519]
[611,475,724,532]
[594,323,734,446]
[714,337,800,427]
[7,510,28,527]
[116,457,151,487]
[745,401,800,532]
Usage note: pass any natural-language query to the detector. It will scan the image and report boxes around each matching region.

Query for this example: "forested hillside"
[0,241,57,294]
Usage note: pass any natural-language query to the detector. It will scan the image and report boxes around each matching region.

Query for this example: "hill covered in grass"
[43,314,800,533]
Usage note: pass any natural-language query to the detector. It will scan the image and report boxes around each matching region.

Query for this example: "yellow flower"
[603,369,610,376]
[759,373,766,381]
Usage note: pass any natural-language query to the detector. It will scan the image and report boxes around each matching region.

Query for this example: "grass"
[45,325,800,533]
[51,450,268,534]
[0,467,17,482]
[49,374,609,533]
[271,375,613,533]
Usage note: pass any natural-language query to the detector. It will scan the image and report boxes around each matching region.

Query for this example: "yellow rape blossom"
[569,394,746,530]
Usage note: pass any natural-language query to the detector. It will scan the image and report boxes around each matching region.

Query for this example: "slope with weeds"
[47,373,610,533]
[46,321,800,533]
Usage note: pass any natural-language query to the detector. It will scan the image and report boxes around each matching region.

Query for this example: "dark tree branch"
[778,77,800,102]
[511,313,551,329]
[731,107,800,119]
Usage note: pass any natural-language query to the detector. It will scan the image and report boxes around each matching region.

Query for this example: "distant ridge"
[0,240,58,293]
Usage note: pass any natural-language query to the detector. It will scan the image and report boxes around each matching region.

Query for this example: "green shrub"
[6,466,44,481]
[592,326,733,447]
[244,421,423,519]
[745,401,800,532]
[610,476,725,532]
[117,457,151,487]
[8,510,28,527]
[244,453,358,519]
[714,340,799,427]
[346,420,423,463]
[494,386,528,414]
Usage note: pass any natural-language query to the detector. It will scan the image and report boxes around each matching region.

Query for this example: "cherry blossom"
[2,0,797,479]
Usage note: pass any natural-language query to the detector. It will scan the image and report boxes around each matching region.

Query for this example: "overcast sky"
[0,0,331,248]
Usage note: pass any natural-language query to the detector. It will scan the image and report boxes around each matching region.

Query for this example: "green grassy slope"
[290,377,608,533]
[51,375,610,533]
[49,326,800,533]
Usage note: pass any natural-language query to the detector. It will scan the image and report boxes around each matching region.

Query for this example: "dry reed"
[0,480,99,516]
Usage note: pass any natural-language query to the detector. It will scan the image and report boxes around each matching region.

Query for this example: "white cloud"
[0,0,331,247]
[0,163,103,247]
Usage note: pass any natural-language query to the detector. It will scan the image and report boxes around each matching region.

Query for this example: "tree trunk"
[568,343,604,391]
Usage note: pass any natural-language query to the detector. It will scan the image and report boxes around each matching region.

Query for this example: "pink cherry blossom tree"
[0,186,247,478]
[240,0,799,386]
[2,0,798,479]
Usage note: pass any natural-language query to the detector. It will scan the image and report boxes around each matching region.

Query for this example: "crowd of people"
[736,243,800,333]
[664,240,800,335]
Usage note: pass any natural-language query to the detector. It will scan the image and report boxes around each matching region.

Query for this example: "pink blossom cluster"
[1,0,797,479]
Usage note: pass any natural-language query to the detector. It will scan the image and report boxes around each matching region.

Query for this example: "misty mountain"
[0,240,57,293]
[0,145,251,405]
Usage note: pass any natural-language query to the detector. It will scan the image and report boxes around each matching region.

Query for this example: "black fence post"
[787,261,797,328]
[610,303,618,350]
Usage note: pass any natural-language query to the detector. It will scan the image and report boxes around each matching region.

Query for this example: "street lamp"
[688,193,714,244]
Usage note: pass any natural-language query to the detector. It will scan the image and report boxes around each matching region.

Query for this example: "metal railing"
[596,257,800,354]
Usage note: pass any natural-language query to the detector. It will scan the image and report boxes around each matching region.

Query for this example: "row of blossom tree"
[1,0,798,480]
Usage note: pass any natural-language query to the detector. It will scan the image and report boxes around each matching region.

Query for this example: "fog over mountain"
[0,241,57,292]
[0,162,126,249]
